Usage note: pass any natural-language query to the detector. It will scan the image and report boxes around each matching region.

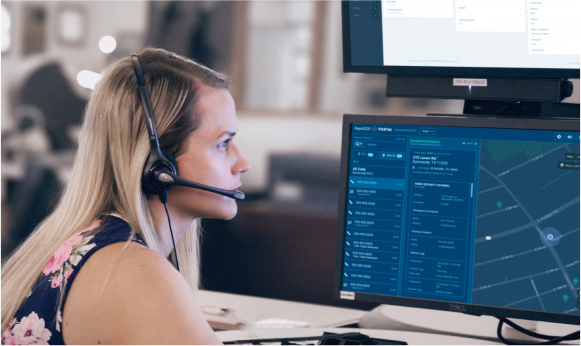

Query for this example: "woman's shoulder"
[2,216,149,345]
[74,215,169,281]
[61,219,220,344]
[42,215,147,298]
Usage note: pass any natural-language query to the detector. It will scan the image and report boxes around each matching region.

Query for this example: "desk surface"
[359,304,579,343]
[216,328,499,345]
[197,290,365,328]
[198,290,579,344]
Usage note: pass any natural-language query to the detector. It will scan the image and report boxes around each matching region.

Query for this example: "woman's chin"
[220,205,238,220]
[206,201,238,220]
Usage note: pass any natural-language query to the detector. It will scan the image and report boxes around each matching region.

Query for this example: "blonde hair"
[1,48,231,331]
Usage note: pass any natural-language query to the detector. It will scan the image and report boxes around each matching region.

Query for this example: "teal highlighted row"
[349,177,405,191]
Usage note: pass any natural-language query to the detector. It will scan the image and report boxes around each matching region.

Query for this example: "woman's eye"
[218,139,231,149]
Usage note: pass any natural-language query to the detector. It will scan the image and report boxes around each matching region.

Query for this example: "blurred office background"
[0,0,534,309]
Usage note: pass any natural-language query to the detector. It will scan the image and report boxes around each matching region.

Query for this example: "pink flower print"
[1,327,15,345]
[50,273,63,288]
[63,267,74,279]
[11,312,51,344]
[43,234,84,276]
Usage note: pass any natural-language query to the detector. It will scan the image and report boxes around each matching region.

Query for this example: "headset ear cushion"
[160,149,179,175]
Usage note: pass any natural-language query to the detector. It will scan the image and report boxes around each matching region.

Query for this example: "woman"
[1,48,250,344]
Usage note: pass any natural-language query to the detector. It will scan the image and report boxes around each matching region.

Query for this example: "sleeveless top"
[2,215,147,345]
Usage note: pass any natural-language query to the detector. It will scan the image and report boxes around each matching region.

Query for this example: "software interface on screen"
[349,0,580,69]
[340,123,580,315]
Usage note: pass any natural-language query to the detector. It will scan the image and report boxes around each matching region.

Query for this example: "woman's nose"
[232,144,251,174]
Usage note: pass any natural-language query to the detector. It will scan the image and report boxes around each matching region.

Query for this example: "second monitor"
[335,114,580,325]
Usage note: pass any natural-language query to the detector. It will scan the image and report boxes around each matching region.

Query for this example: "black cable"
[496,317,580,345]
[223,332,407,345]
[501,318,561,340]
[494,104,513,116]
[494,101,521,116]
[159,192,180,272]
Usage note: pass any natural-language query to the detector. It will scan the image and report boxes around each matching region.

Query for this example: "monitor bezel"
[335,114,580,325]
[341,1,581,80]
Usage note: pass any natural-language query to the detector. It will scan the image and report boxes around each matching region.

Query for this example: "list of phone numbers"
[343,130,407,296]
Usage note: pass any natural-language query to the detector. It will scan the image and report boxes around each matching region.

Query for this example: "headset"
[130,53,245,270]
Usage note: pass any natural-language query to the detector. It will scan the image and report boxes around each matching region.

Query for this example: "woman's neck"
[148,195,196,257]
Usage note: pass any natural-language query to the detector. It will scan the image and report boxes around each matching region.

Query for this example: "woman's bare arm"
[62,242,222,345]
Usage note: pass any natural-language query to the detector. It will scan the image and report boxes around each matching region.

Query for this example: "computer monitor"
[342,1,580,109]
[334,114,580,325]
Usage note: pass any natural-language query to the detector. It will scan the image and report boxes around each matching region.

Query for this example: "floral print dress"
[2,215,146,345]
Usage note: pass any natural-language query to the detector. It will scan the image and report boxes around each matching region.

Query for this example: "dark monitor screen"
[335,114,580,325]
[342,0,580,79]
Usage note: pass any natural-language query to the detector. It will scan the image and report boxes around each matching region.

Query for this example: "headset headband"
[130,53,161,150]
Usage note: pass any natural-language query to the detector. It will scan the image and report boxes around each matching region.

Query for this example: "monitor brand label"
[448,303,467,313]
[453,78,487,87]
[340,291,355,300]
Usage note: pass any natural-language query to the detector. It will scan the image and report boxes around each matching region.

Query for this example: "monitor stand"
[357,304,540,343]
[460,100,580,118]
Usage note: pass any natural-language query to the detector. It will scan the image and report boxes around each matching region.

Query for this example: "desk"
[359,304,579,344]
[216,328,498,344]
[198,290,579,344]
[197,290,365,328]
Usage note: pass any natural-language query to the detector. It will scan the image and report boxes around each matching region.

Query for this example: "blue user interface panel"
[341,124,580,315]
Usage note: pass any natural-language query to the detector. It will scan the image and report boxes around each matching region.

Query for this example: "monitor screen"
[335,114,580,324]
[343,0,580,79]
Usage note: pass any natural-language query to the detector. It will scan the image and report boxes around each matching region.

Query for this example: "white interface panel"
[528,0,579,55]
[455,0,525,33]
[381,0,580,69]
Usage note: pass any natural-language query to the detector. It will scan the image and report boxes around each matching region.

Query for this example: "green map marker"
[497,201,502,209]
[563,295,569,302]
[574,278,579,286]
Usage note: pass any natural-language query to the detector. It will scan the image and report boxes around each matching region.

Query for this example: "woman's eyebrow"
[218,130,237,139]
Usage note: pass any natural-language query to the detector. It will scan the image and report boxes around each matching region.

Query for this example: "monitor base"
[357,305,542,343]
